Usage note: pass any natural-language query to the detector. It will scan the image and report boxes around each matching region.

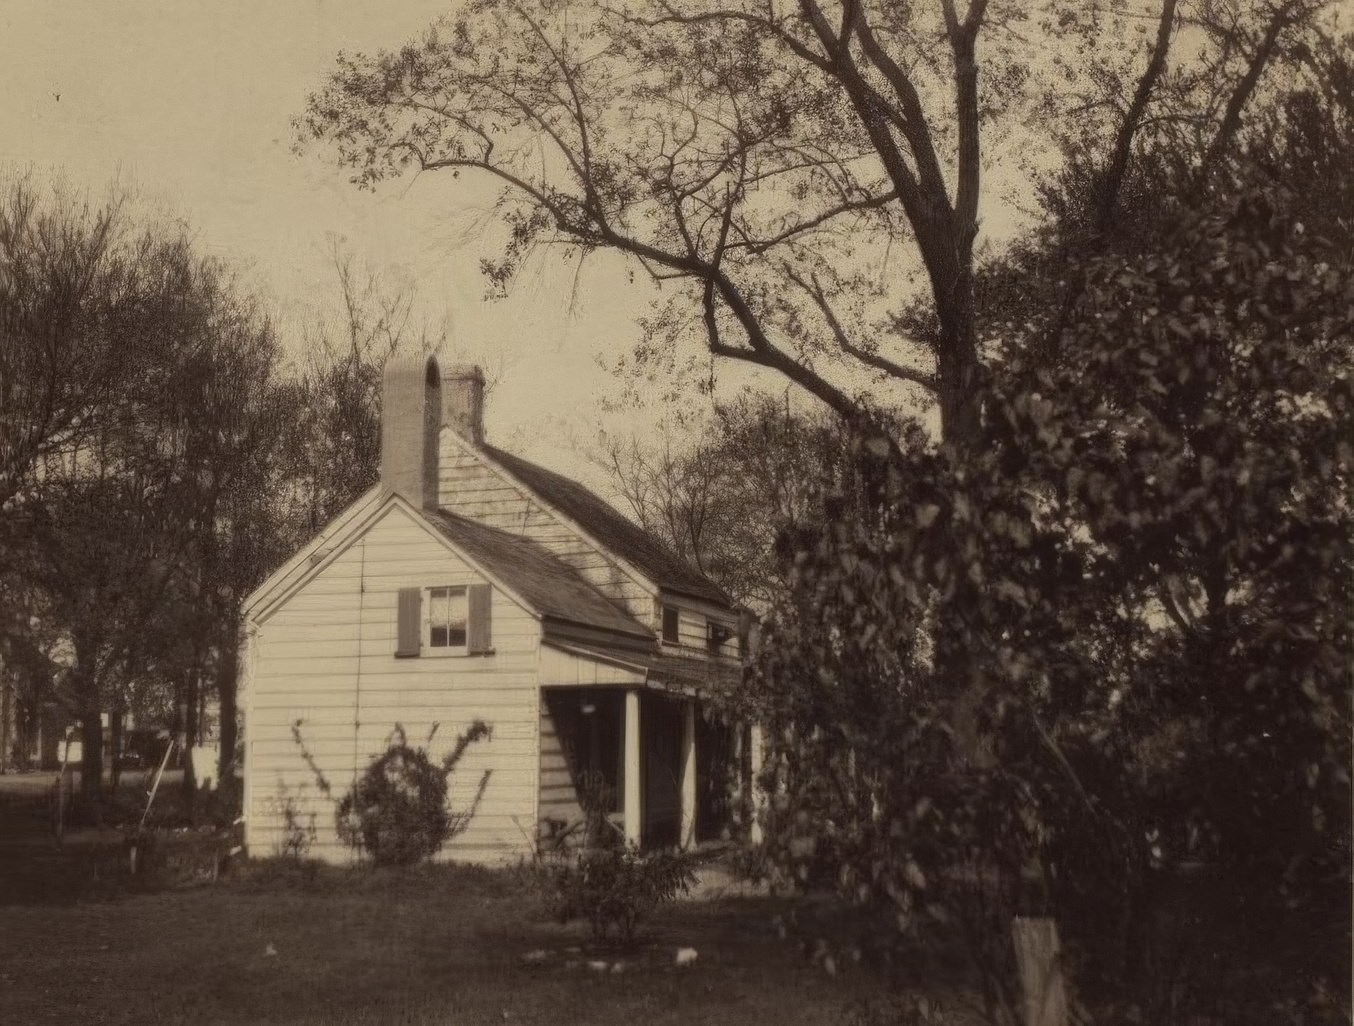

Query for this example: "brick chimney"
[380,353,442,508]
[442,365,485,445]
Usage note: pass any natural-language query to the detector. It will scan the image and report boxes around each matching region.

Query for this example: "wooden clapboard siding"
[245,502,540,864]
[437,431,655,621]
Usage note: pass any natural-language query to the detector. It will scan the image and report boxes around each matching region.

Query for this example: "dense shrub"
[750,180,1352,1024]
[546,844,698,947]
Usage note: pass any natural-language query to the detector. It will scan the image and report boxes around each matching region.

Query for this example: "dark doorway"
[695,714,735,843]
[641,692,683,849]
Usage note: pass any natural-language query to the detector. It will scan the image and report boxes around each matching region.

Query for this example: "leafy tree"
[155,270,291,794]
[3,179,289,806]
[751,161,1352,1023]
[0,575,61,768]
[20,441,190,802]
[301,4,1347,1018]
[0,175,152,519]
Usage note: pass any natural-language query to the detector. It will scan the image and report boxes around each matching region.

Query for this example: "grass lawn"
[0,860,939,1026]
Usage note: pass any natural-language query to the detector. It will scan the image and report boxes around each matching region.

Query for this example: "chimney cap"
[442,363,486,445]
[383,351,442,388]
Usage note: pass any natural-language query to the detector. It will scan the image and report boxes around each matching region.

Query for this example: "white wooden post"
[1012,916,1069,1026]
[748,722,765,845]
[680,701,697,849]
[623,689,641,848]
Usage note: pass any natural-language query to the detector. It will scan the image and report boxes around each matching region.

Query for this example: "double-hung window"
[428,585,468,651]
[395,583,493,657]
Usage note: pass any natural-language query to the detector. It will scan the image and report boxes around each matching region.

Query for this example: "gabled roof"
[420,508,653,641]
[246,490,652,642]
[243,484,385,624]
[482,443,731,607]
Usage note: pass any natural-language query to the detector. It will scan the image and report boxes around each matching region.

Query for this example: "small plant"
[547,844,699,948]
[294,719,492,867]
[845,995,953,1026]
[276,789,316,861]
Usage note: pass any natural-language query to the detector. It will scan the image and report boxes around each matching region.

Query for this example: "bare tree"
[0,175,151,516]
[280,244,508,540]
[601,393,854,610]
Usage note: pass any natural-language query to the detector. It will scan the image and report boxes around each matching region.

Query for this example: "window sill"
[395,649,496,660]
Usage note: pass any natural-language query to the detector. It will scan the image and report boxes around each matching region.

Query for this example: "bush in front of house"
[293,719,492,867]
[546,843,698,948]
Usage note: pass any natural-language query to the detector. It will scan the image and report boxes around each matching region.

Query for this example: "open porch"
[536,642,743,851]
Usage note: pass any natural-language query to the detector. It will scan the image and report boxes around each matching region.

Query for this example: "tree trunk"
[217,614,240,788]
[181,668,200,810]
[109,693,124,792]
[0,676,11,770]
[1012,917,1069,1026]
[15,691,35,770]
[935,277,983,453]
[78,700,104,809]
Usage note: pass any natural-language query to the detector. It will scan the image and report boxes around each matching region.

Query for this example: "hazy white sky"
[0,0,664,475]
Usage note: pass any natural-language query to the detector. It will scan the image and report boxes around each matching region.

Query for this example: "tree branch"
[1202,5,1293,176]
[512,1,600,207]
[629,4,833,73]
[787,267,938,392]
[941,0,989,253]
[730,190,899,254]
[1098,0,1178,229]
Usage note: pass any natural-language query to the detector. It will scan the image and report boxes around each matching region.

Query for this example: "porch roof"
[541,639,743,699]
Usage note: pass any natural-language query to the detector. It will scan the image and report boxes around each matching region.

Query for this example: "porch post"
[623,689,641,847]
[680,701,697,849]
[748,722,765,845]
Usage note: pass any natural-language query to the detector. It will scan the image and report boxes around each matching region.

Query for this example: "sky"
[0,0,666,481]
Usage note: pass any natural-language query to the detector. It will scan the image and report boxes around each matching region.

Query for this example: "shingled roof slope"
[421,509,652,640]
[482,444,731,606]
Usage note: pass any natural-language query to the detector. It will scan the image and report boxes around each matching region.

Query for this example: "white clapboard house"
[241,356,745,862]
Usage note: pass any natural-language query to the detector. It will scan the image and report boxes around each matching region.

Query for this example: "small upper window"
[395,583,492,658]
[429,586,468,650]
[661,606,680,645]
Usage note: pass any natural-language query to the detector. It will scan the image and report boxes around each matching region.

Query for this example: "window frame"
[706,618,733,653]
[426,584,470,656]
[660,605,680,646]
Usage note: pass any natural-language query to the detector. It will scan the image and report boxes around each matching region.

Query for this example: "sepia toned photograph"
[0,2,1349,1024]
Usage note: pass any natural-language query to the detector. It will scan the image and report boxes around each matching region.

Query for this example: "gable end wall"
[245,504,541,863]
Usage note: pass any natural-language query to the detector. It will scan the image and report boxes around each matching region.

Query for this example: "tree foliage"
[299,0,1331,451]
[0,176,160,516]
[0,175,291,803]
[299,5,1351,1018]
[751,161,1352,1022]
